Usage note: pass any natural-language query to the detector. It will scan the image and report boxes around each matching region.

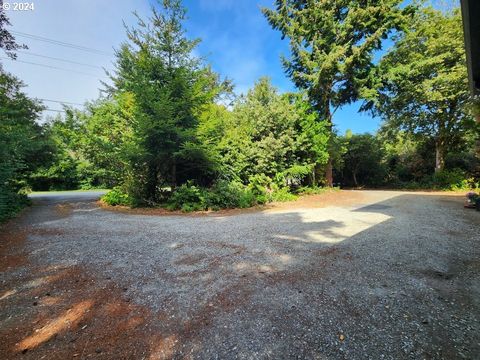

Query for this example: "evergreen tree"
[263,0,413,185]
[109,0,224,204]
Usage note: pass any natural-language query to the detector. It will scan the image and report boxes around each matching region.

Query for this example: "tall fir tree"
[263,0,414,185]
[109,0,224,204]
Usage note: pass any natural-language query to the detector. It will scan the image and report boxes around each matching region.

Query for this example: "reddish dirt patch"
[267,190,367,212]
[0,264,158,359]
[174,253,207,266]
[0,226,27,272]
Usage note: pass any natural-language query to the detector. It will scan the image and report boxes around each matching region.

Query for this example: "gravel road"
[1,190,479,359]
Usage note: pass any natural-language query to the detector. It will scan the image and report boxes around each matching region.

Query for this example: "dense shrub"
[0,191,30,223]
[101,187,132,206]
[295,186,332,195]
[166,182,207,212]
[164,178,300,212]
[431,169,479,190]
[270,187,298,202]
[247,174,272,204]
[205,180,254,209]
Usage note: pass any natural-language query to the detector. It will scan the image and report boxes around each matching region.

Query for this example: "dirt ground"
[0,190,479,359]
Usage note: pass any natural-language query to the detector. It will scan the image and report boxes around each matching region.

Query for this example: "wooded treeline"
[1,0,478,219]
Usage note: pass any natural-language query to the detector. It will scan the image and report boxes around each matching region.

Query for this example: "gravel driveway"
[1,190,479,359]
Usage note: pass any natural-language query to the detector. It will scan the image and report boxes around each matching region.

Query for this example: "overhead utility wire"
[11,31,113,56]
[38,98,84,106]
[44,108,66,113]
[18,51,104,69]
[0,57,107,79]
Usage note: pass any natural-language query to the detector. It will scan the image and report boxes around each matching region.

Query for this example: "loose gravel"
[1,190,479,359]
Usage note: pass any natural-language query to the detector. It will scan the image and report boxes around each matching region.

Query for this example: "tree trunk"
[146,164,158,201]
[325,159,333,187]
[435,139,445,173]
[476,115,480,168]
[325,103,334,187]
[352,171,358,188]
[171,161,177,190]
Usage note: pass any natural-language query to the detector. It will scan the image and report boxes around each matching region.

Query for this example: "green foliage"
[205,180,246,210]
[247,174,272,204]
[371,7,474,172]
[340,134,386,187]
[431,169,478,191]
[281,164,313,185]
[295,186,333,195]
[80,93,136,188]
[263,0,413,184]
[270,187,298,202]
[109,0,226,204]
[166,181,258,212]
[165,178,301,212]
[0,69,47,221]
[101,187,132,206]
[214,78,328,185]
[166,182,207,212]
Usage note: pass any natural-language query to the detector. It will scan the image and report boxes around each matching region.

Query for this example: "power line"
[18,50,104,69]
[0,56,107,79]
[38,98,84,106]
[12,31,113,56]
[43,108,66,113]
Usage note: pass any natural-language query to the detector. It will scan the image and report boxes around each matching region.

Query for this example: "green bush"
[205,180,243,209]
[0,190,31,223]
[247,174,271,204]
[270,187,298,202]
[204,180,260,209]
[101,187,132,206]
[166,182,207,212]
[280,164,313,186]
[431,168,478,190]
[166,179,286,212]
[237,188,257,208]
[295,186,331,195]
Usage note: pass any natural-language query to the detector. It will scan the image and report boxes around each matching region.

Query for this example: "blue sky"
[3,0,393,134]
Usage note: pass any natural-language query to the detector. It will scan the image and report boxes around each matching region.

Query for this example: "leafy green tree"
[0,6,26,59]
[232,78,299,179]
[340,133,386,187]
[0,70,47,220]
[81,93,136,188]
[263,0,413,185]
[216,77,329,184]
[290,92,329,185]
[370,7,473,172]
[30,110,89,190]
[109,0,225,204]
